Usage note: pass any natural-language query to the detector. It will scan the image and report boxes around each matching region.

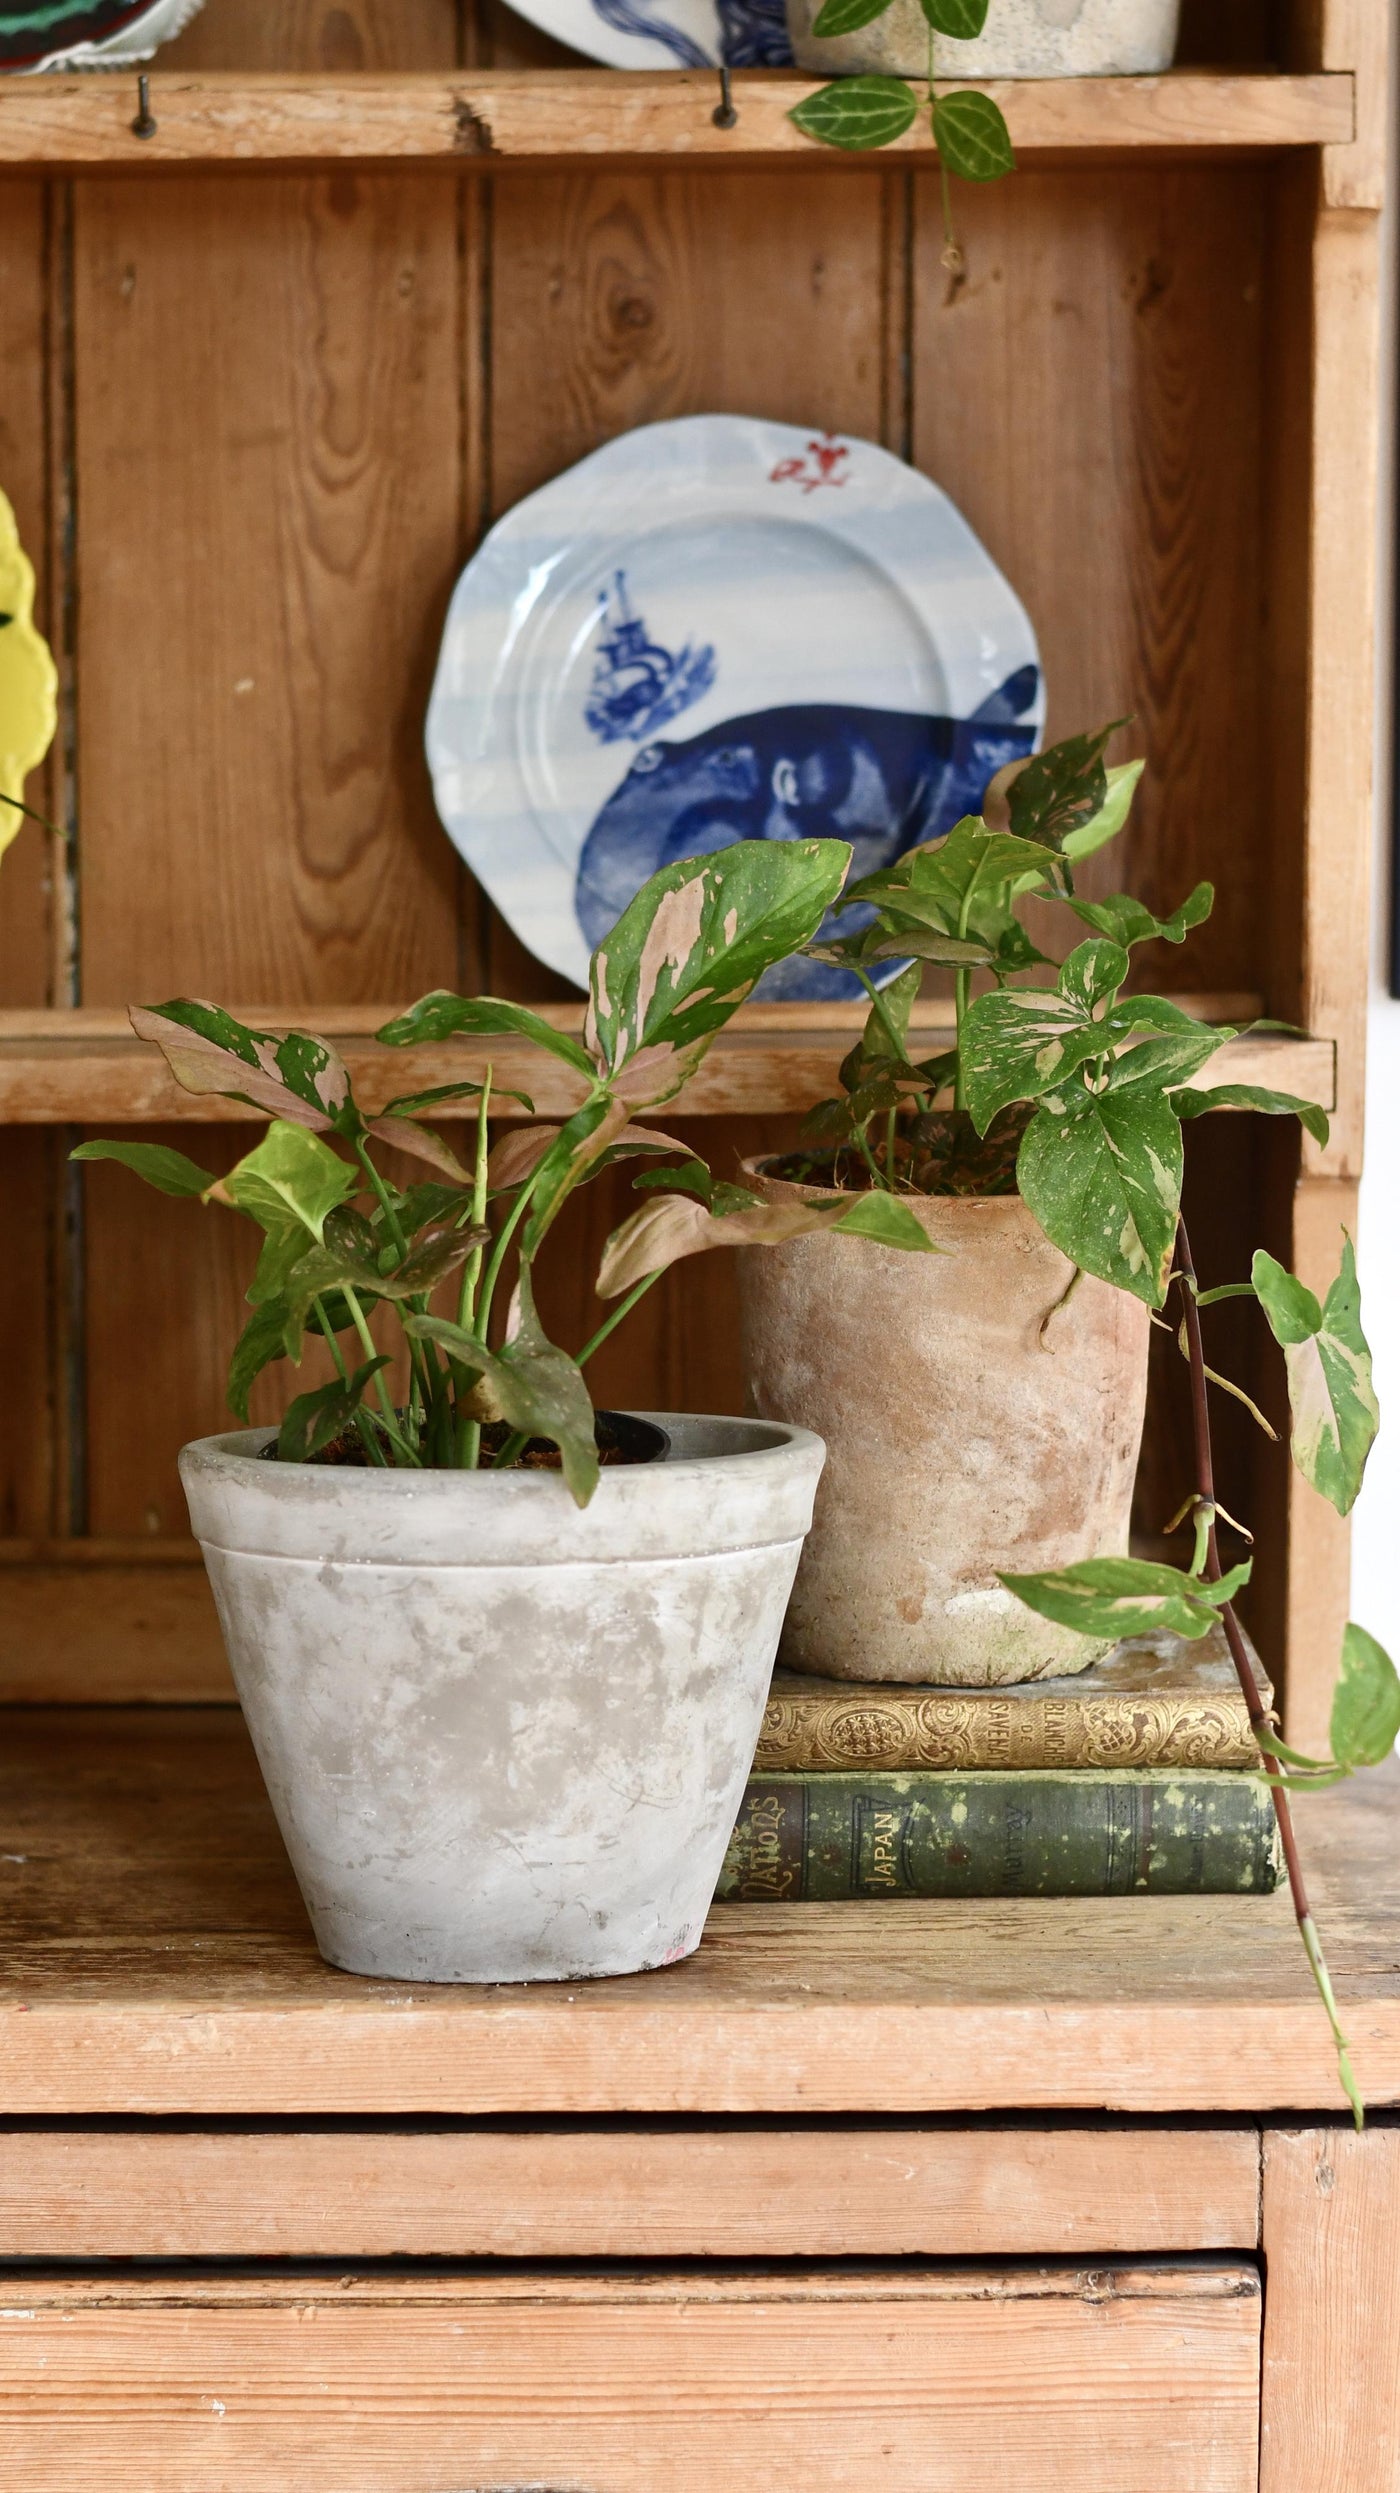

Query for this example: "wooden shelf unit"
[0,67,1356,169]
[0,12,1393,2480]
[0,0,1385,1747]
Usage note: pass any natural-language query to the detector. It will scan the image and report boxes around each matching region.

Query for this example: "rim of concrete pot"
[180,1412,827,1565]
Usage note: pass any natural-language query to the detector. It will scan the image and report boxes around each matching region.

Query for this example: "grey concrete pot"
[787,0,1179,80]
[180,1415,824,1985]
[739,1170,1149,1687]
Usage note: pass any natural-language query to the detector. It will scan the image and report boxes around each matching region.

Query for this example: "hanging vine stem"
[1175,1214,1363,2126]
[927,27,966,292]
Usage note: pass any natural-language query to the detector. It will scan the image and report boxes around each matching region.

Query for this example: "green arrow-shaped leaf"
[1002,1554,1252,1643]
[1252,1237,1379,1515]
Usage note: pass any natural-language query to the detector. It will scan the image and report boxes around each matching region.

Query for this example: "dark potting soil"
[264,1411,669,1471]
[767,1104,1033,1199]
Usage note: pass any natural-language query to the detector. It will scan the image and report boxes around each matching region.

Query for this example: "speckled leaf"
[1005,720,1127,851]
[1175,1082,1330,1149]
[275,1358,392,1465]
[789,76,919,151]
[1002,1554,1252,1642]
[596,1184,938,1299]
[1068,878,1213,950]
[846,818,1054,933]
[70,1138,216,1199]
[586,839,849,1105]
[375,992,595,1080]
[130,1001,359,1134]
[364,1116,470,1184]
[1017,1085,1183,1306]
[1059,760,1145,861]
[1253,1237,1379,1515]
[407,1270,599,1507]
[1330,1622,1400,1768]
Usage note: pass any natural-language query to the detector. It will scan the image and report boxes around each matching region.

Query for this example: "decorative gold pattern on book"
[756,1627,1268,1773]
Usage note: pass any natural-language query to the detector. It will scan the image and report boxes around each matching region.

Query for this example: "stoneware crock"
[180,1413,824,1985]
[786,0,1180,81]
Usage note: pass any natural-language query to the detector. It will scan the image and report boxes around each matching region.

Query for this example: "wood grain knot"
[454,97,496,155]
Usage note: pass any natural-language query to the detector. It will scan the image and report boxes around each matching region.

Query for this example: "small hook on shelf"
[712,64,738,129]
[131,74,157,141]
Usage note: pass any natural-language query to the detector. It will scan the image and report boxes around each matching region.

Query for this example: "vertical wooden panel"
[488,168,889,517]
[487,169,889,1409]
[1294,203,1381,1176]
[910,164,1269,1001]
[1261,2125,1400,2491]
[162,0,464,70]
[71,157,465,1531]
[72,175,462,1004]
[0,184,63,1536]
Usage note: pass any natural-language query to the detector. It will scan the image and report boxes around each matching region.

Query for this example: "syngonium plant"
[73,838,934,1508]
[595,719,1397,2121]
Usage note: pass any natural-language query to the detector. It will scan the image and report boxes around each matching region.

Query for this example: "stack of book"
[718,1628,1283,1901]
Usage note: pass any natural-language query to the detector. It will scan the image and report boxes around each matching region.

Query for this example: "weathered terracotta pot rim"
[743,1157,1035,1222]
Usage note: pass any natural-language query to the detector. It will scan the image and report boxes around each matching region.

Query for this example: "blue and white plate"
[2,0,204,71]
[426,415,1044,1001]
[501,0,791,69]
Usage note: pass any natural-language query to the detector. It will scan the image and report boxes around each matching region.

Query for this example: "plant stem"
[1176,1214,1362,2127]
[353,1133,434,1424]
[341,1281,420,1467]
[577,1268,663,1368]
[475,1160,546,1349]
[851,965,907,1064]
[454,1068,494,1470]
[951,850,987,1113]
[313,1293,385,1468]
[457,1068,493,1332]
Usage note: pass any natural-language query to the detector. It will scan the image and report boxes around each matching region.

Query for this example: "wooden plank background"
[0,0,1315,1673]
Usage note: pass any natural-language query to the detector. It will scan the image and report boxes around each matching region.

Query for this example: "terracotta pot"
[786,0,1179,79]
[738,1165,1149,1686]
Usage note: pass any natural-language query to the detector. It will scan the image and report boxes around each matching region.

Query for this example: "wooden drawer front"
[0,2125,1261,2260]
[0,2265,1260,2492]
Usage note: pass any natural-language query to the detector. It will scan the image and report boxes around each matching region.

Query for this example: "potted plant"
[587,728,1353,1689]
[584,735,1398,2121]
[75,840,933,1989]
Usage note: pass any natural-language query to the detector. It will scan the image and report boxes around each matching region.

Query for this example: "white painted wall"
[1350,5,1398,1651]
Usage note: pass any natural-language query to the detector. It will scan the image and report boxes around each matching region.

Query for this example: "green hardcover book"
[717,1770,1284,1901]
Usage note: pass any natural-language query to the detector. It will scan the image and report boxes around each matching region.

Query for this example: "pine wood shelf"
[0,68,1354,173]
[0,1000,1331,1123]
[1,1705,1395,2116]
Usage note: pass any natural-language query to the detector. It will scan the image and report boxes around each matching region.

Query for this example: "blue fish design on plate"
[575,666,1039,999]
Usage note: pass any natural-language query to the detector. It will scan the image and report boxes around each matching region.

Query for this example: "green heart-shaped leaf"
[790,76,919,151]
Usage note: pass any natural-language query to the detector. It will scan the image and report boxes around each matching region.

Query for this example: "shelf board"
[0,998,1333,1124]
[1,1705,1395,2115]
[0,68,1353,172]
